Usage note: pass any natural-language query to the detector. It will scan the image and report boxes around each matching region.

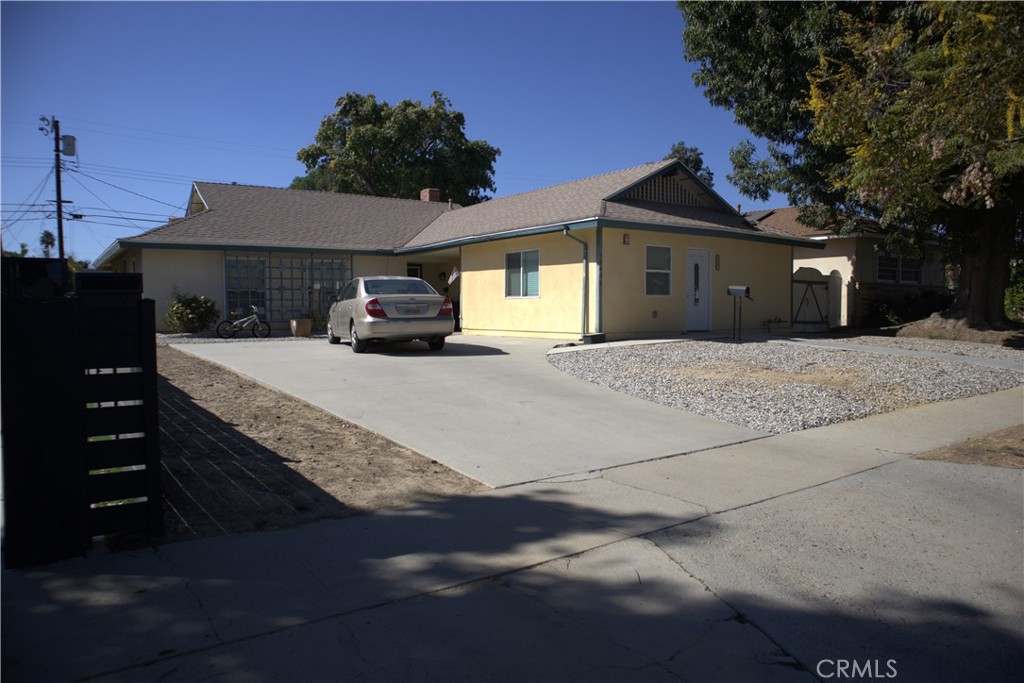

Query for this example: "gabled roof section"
[403,159,753,249]
[115,182,452,253]
[749,207,884,239]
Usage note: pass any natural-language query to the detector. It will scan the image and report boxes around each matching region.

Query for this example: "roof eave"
[401,216,826,252]
[397,218,602,253]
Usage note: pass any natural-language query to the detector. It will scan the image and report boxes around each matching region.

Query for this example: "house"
[96,160,820,339]
[748,207,949,328]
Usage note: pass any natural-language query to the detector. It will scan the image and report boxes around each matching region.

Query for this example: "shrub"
[165,291,219,333]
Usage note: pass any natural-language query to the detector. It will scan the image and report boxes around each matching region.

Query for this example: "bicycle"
[216,305,271,338]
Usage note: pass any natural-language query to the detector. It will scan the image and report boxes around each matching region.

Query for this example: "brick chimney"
[420,188,442,202]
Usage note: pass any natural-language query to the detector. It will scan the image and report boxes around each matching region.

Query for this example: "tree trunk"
[945,207,1017,329]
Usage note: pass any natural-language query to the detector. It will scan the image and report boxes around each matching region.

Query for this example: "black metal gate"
[2,271,162,566]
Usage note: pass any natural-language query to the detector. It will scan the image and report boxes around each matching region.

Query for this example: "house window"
[505,249,539,298]
[646,245,671,296]
[225,254,267,315]
[877,252,922,284]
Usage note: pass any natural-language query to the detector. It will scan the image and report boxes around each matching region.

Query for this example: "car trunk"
[376,295,445,319]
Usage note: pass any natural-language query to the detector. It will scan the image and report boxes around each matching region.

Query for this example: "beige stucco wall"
[122,249,224,332]
[794,240,855,326]
[794,237,947,326]
[352,254,408,278]
[460,228,794,339]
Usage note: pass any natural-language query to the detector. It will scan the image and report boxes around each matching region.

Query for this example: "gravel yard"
[548,336,1023,434]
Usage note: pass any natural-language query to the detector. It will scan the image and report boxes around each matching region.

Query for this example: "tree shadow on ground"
[3,483,1021,682]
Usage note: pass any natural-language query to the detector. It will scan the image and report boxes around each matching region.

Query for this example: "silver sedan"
[327,276,455,353]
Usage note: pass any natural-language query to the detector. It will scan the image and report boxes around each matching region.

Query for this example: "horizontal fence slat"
[81,338,143,368]
[82,373,145,403]
[81,306,143,337]
[84,439,150,471]
[84,404,147,436]
[89,502,150,536]
[87,469,150,504]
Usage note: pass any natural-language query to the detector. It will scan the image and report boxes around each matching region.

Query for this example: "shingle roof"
[403,161,698,247]
[120,183,450,252]
[748,207,883,239]
[101,161,811,265]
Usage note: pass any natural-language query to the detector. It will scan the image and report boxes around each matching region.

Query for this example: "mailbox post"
[727,285,752,341]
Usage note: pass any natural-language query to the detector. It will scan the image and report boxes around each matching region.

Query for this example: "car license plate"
[398,305,427,315]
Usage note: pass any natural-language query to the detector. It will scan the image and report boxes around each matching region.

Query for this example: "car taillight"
[438,297,453,317]
[365,298,388,318]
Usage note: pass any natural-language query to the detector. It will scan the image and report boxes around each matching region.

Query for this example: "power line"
[1,167,54,235]
[66,168,184,209]
[64,172,146,231]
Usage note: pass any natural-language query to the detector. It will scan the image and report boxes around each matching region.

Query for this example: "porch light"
[622,234,630,245]
[439,271,446,282]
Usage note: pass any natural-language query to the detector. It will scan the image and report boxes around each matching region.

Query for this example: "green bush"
[165,291,219,333]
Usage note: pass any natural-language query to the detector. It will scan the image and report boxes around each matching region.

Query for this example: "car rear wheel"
[350,322,367,353]
[327,320,340,344]
[427,338,445,351]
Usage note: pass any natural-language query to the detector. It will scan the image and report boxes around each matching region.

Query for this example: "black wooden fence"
[2,270,162,566]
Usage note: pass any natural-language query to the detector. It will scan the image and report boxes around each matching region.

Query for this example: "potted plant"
[290,312,312,337]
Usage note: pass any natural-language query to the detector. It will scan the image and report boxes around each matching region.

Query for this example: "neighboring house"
[748,207,949,328]
[96,160,819,339]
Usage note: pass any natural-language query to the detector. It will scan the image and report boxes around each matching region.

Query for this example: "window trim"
[505,249,540,298]
[645,244,672,297]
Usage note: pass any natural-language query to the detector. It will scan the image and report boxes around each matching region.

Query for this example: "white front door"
[686,248,711,331]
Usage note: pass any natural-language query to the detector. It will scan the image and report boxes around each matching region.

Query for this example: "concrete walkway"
[2,338,1022,682]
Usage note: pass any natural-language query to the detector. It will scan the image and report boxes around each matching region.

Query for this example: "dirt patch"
[158,346,485,543]
[915,424,1024,469]
[894,315,1024,348]
[668,360,862,390]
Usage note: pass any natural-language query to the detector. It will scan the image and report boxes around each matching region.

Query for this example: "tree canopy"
[292,91,500,206]
[679,0,1024,327]
[664,140,714,186]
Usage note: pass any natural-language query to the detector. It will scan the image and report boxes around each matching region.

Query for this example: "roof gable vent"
[622,175,711,208]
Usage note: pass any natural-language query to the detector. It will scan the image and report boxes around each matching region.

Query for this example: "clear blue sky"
[2,0,784,266]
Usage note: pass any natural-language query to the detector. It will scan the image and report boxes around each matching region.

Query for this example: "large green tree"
[807,2,1024,327]
[293,91,500,206]
[664,140,714,186]
[679,0,1024,328]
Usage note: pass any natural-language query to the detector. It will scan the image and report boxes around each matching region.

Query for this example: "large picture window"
[877,252,922,284]
[506,249,540,298]
[225,254,267,315]
[646,245,671,296]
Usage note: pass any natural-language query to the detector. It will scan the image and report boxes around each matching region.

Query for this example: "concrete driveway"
[172,335,765,487]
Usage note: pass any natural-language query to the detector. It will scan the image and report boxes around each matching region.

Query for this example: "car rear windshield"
[363,279,437,296]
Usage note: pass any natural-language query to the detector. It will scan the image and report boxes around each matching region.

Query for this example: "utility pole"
[53,117,65,272]
[40,115,75,290]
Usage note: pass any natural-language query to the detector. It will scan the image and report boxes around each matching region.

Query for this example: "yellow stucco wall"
[460,231,594,339]
[460,227,794,339]
[603,229,792,334]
